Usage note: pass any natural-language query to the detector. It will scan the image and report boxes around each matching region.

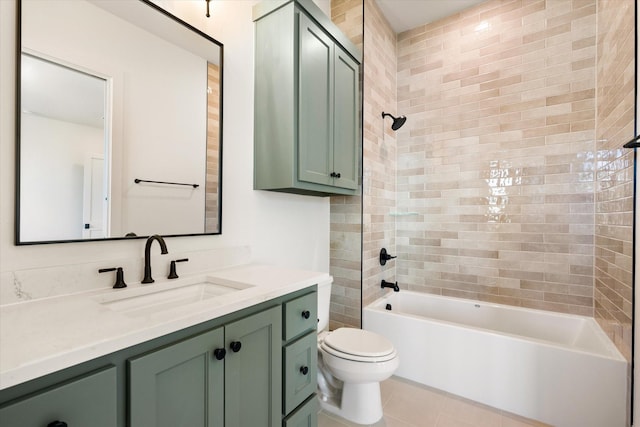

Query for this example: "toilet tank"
[317,278,333,331]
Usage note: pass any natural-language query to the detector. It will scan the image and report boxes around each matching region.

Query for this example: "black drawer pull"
[230,341,242,353]
[213,348,226,360]
[301,310,310,319]
[300,366,309,375]
[48,422,68,427]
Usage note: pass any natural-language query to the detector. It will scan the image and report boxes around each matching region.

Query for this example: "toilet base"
[318,381,383,425]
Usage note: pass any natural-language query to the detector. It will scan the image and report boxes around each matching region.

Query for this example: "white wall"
[20,114,103,241]
[0,0,330,299]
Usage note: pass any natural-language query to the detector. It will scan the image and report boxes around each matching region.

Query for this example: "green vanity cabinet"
[282,291,318,425]
[129,328,225,427]
[0,365,117,427]
[283,395,318,427]
[224,306,282,427]
[283,332,317,414]
[253,0,361,196]
[0,286,317,427]
[129,307,282,427]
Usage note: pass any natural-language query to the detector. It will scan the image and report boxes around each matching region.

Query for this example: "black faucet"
[142,234,168,283]
[381,280,400,292]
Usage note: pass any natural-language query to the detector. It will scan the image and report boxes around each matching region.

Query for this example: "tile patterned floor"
[318,376,550,427]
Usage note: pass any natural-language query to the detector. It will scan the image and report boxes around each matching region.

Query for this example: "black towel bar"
[134,179,199,188]
[623,135,640,148]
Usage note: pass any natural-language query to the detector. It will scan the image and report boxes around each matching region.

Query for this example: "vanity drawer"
[283,394,318,427]
[283,291,317,341]
[283,331,317,414]
[0,365,117,427]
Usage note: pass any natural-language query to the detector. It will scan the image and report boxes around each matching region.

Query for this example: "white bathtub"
[363,291,627,427]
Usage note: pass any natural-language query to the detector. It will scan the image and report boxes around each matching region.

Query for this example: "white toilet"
[317,279,399,425]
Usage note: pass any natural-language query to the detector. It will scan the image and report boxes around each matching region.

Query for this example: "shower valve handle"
[379,248,397,265]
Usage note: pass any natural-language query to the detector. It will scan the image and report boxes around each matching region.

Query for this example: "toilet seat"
[320,328,397,363]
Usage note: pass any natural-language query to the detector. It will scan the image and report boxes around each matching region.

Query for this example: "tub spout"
[381,280,399,292]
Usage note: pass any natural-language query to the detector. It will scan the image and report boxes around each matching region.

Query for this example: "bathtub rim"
[365,290,626,362]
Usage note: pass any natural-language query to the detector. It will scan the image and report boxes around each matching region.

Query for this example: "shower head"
[382,112,407,131]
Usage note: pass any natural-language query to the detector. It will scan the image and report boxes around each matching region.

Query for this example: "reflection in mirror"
[21,53,108,241]
[17,0,223,244]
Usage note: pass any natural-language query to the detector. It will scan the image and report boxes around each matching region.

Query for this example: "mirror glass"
[17,0,223,244]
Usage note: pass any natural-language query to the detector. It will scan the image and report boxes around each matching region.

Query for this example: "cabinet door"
[298,12,334,187]
[0,366,116,427]
[225,306,282,427]
[129,328,224,427]
[333,48,360,190]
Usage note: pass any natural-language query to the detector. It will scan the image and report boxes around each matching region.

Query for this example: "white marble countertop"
[0,264,330,391]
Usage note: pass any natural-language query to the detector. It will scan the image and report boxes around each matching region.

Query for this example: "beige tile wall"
[330,0,363,329]
[361,0,398,307]
[330,0,398,326]
[205,62,220,233]
[594,0,635,361]
[395,0,598,316]
[330,0,635,366]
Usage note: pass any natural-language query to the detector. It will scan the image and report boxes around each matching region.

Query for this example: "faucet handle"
[168,258,189,279]
[99,267,127,289]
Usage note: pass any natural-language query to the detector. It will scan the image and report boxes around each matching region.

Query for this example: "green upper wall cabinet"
[253,0,361,196]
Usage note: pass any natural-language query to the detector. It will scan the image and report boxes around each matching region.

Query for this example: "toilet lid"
[322,328,395,358]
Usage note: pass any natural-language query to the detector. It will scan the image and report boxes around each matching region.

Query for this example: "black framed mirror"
[16,0,223,244]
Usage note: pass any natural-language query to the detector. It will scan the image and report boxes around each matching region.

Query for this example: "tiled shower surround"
[393,0,634,361]
[594,0,635,361]
[330,0,364,329]
[360,0,398,308]
[327,0,635,362]
[329,0,398,328]
[396,0,598,312]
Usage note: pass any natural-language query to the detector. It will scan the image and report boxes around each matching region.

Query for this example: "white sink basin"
[95,276,253,317]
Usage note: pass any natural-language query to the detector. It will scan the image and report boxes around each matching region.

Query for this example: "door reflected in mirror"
[21,53,109,241]
[17,0,223,244]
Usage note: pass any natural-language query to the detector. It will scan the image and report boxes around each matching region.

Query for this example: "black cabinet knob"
[300,366,309,375]
[213,348,226,360]
[48,422,68,427]
[230,341,242,353]
[301,310,310,319]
